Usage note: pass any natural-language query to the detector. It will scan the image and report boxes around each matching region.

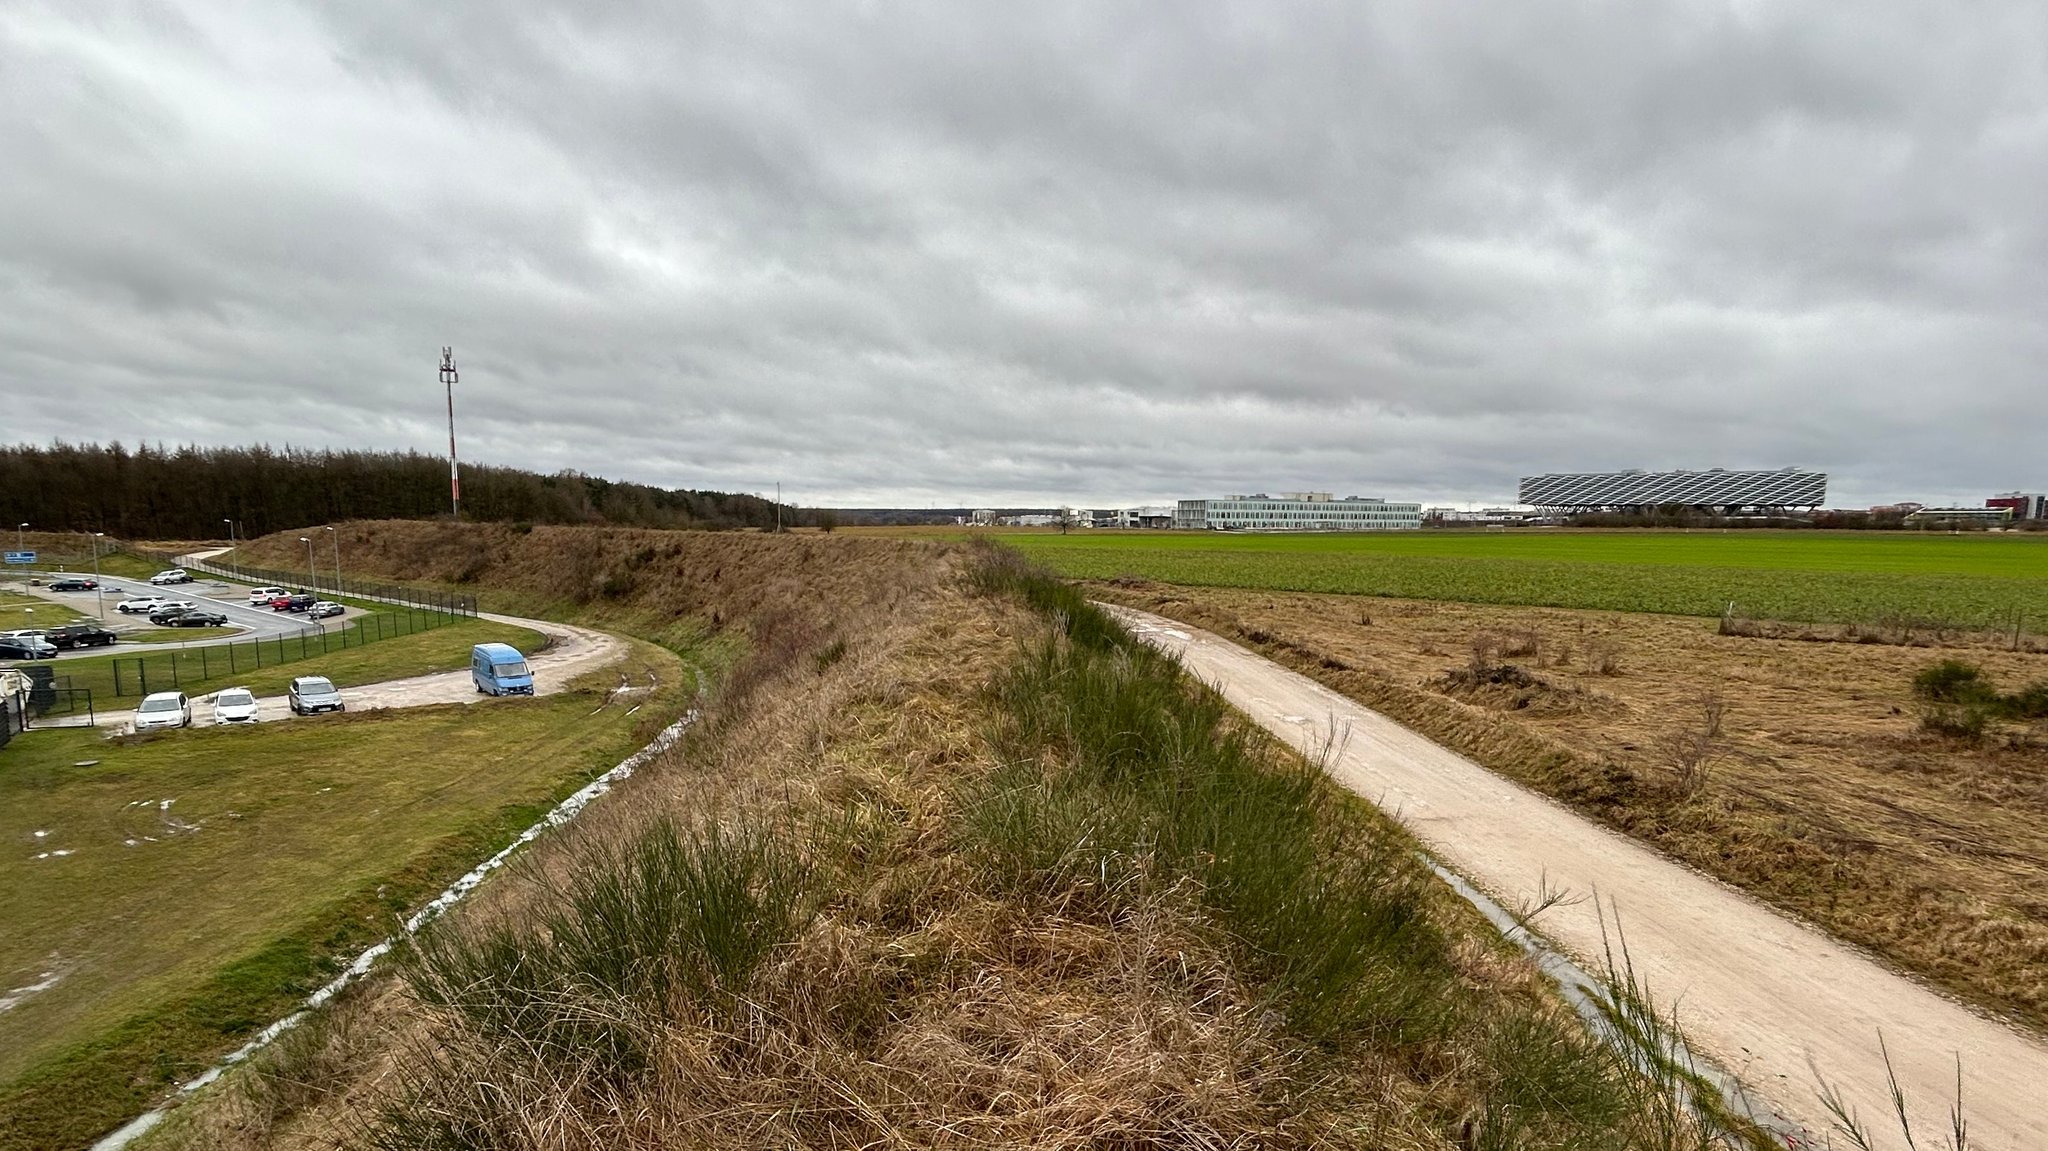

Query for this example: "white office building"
[1174,493,1422,531]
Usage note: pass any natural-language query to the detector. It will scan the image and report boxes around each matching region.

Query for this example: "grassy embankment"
[137,531,1765,1151]
[0,638,692,1151]
[984,528,2048,627]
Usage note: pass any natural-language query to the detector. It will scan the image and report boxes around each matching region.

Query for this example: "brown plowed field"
[1088,580,2048,1033]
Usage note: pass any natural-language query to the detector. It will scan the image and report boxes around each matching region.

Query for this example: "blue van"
[471,642,535,696]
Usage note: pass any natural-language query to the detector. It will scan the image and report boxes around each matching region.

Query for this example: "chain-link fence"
[87,608,454,698]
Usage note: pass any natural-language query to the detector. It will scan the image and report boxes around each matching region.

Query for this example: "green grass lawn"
[0,592,88,631]
[45,613,543,702]
[990,529,2048,625]
[0,639,690,1151]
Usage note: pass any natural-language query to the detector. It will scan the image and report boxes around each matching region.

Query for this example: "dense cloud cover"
[4,2,2043,507]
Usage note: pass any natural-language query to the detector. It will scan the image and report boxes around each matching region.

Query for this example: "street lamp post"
[14,523,24,553]
[323,526,340,595]
[223,519,237,579]
[299,537,315,591]
[91,533,106,620]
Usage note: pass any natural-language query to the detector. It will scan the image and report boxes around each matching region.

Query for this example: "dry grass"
[138,528,1746,1151]
[1089,579,2048,1033]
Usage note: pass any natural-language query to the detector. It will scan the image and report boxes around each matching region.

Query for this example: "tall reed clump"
[964,547,1753,1149]
[368,819,811,1145]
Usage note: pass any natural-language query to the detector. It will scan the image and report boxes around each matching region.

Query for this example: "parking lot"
[1,570,364,660]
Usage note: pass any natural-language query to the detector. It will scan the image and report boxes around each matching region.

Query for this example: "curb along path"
[1105,603,2048,1150]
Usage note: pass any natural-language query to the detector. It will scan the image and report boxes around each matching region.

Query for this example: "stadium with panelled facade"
[1518,468,1827,515]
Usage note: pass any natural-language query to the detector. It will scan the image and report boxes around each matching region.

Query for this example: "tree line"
[0,442,794,538]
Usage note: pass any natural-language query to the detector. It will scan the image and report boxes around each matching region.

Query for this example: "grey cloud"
[3,0,2045,510]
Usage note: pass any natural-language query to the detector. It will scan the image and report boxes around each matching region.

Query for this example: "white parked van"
[247,586,290,606]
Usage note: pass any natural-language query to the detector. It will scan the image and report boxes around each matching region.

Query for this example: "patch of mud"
[1434,664,1600,715]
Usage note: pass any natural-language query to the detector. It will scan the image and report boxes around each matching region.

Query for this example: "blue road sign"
[3,551,35,564]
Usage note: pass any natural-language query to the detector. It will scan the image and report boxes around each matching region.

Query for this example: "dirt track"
[1107,604,2048,1150]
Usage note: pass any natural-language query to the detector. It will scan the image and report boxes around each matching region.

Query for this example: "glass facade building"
[1174,494,1422,531]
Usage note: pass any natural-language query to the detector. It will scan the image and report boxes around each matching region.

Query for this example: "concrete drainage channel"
[90,706,702,1150]
[1421,860,1810,1147]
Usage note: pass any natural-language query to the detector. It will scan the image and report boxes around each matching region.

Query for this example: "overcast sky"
[4,2,2044,508]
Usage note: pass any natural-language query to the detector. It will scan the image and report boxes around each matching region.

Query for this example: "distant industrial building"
[1987,492,2046,521]
[1091,506,1175,529]
[1906,506,2014,528]
[1518,468,1827,514]
[1174,493,1422,531]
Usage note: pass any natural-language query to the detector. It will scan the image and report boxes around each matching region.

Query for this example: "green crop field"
[992,529,2048,625]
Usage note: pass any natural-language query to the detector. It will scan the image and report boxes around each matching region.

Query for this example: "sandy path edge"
[1105,603,2048,1150]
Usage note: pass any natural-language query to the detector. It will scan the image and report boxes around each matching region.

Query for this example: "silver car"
[287,676,346,715]
[134,692,192,730]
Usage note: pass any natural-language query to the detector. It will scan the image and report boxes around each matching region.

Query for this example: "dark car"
[48,577,98,592]
[46,622,118,649]
[0,635,58,660]
[169,610,228,627]
[271,593,316,613]
[147,593,200,622]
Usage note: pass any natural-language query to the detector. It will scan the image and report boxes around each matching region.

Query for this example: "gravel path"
[1107,603,2048,1150]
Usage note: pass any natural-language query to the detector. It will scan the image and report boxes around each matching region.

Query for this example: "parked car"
[117,594,166,614]
[248,586,290,606]
[270,593,316,613]
[471,642,536,696]
[287,675,346,715]
[0,635,58,660]
[308,600,344,619]
[133,691,192,730]
[147,601,200,624]
[168,609,228,627]
[45,622,118,649]
[47,577,98,591]
[148,569,193,585]
[212,687,259,725]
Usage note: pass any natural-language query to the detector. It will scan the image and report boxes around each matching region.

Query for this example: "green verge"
[114,627,242,645]
[986,529,2048,626]
[0,590,90,631]
[0,639,692,1151]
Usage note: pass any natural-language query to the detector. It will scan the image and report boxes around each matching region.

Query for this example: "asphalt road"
[1108,603,2048,1151]
[5,573,357,660]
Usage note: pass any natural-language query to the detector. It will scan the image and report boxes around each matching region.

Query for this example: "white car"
[117,594,167,614]
[308,601,344,619]
[248,586,290,606]
[133,691,192,731]
[148,569,193,585]
[212,687,259,725]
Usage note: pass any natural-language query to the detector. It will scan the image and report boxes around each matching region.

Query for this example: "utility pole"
[300,537,315,591]
[441,347,462,519]
[324,525,341,594]
[91,533,106,620]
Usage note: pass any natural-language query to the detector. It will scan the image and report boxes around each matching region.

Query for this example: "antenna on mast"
[440,347,461,519]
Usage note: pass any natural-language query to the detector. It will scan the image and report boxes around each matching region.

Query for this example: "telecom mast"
[440,347,461,518]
